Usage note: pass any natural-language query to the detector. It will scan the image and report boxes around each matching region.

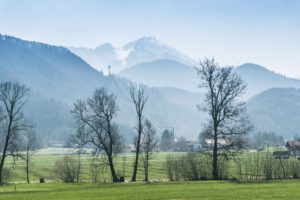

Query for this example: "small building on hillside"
[286,140,300,156]
[194,139,229,152]
[202,139,228,150]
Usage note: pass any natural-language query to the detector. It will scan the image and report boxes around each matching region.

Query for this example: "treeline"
[67,84,160,182]
[249,132,285,149]
[66,58,251,182]
[0,58,250,183]
[166,152,300,181]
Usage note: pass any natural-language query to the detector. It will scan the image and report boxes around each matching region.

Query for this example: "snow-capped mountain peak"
[124,36,196,67]
[68,36,196,74]
[124,36,164,50]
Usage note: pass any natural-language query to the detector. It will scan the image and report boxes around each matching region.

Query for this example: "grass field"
[1,180,300,200]
[3,148,296,183]
[4,150,185,183]
[3,149,300,199]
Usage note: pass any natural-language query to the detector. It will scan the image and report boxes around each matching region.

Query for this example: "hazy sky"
[0,0,299,77]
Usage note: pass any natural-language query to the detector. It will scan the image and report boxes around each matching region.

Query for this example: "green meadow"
[2,149,294,183]
[4,151,185,183]
[1,180,300,200]
[2,150,300,199]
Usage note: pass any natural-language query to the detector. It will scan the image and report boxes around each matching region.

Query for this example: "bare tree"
[140,119,158,182]
[23,129,39,183]
[0,82,30,184]
[130,83,148,182]
[71,88,121,182]
[195,58,250,180]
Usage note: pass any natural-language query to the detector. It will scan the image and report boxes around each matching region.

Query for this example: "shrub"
[1,168,12,183]
[54,156,79,183]
[165,153,212,181]
[180,153,211,180]
[165,155,181,181]
[90,157,106,183]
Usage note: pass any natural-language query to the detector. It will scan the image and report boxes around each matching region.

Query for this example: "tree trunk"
[106,120,119,182]
[0,155,6,184]
[108,154,119,182]
[76,152,81,183]
[26,149,29,183]
[132,136,140,181]
[0,128,11,184]
[212,126,218,180]
[132,115,142,182]
[144,153,149,182]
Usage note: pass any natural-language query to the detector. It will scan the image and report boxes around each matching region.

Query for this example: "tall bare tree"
[130,83,148,182]
[0,82,30,184]
[195,58,250,180]
[141,119,158,182]
[71,88,121,182]
[23,129,39,183]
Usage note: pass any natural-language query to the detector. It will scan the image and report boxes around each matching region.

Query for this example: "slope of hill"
[4,34,300,141]
[247,88,300,139]
[0,34,110,103]
[236,63,300,98]
[0,34,202,143]
[118,59,199,92]
[0,34,117,142]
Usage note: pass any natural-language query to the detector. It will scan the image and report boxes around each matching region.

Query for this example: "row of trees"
[166,152,300,181]
[69,58,250,182]
[70,84,158,182]
[0,58,250,183]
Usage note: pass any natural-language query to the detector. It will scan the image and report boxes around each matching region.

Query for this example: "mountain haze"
[2,34,300,141]
[0,34,110,103]
[236,63,300,98]
[119,59,300,97]
[0,34,202,143]
[119,59,199,92]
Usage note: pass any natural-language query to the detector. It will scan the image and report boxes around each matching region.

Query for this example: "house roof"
[286,140,300,149]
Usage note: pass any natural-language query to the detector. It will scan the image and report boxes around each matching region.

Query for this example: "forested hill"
[0,34,203,144]
[247,87,300,138]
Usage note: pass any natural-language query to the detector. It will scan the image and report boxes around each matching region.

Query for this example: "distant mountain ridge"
[0,34,202,143]
[235,63,300,99]
[118,59,300,97]
[119,59,199,92]
[2,33,300,141]
[68,36,196,74]
[68,35,300,99]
